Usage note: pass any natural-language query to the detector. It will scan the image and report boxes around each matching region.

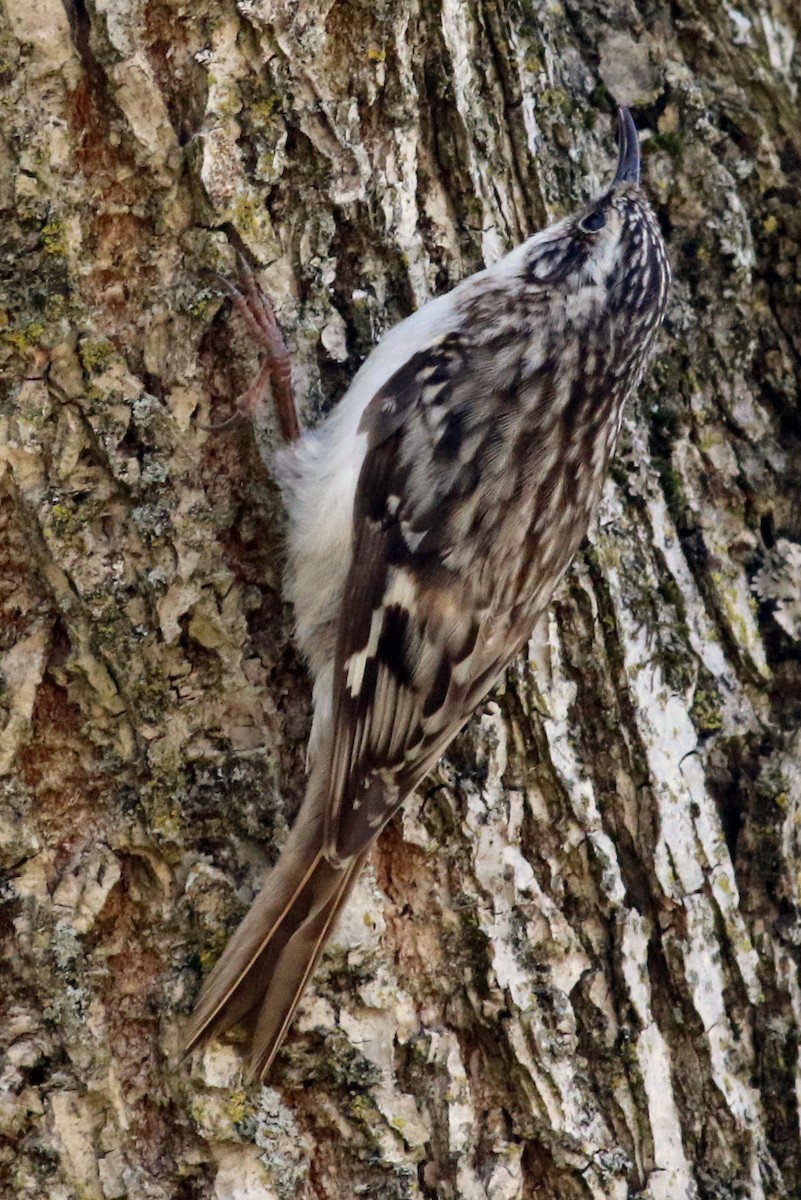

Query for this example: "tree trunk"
[2,0,800,1196]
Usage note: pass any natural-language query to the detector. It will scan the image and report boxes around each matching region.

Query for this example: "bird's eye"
[579,210,606,233]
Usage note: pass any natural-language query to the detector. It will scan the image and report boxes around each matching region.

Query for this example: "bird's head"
[522,108,669,322]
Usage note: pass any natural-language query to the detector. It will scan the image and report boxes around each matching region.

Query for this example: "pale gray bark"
[1,1,800,1198]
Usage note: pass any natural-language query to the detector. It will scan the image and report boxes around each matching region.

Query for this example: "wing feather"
[321,326,557,863]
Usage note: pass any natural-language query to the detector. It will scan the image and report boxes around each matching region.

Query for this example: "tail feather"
[185,784,367,1079]
[249,853,365,1079]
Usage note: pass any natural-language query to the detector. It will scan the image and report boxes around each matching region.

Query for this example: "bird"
[186,106,671,1080]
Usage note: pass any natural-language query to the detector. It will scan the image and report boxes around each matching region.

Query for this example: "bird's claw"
[199,259,300,442]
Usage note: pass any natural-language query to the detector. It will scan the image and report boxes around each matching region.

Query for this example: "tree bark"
[2,0,801,1197]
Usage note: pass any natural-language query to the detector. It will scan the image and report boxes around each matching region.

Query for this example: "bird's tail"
[185,784,366,1080]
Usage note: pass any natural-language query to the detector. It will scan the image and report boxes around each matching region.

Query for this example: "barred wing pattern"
[324,327,561,863]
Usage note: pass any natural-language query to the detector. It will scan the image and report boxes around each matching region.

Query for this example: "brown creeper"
[186,108,670,1079]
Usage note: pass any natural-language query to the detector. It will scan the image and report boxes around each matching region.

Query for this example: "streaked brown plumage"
[186,108,670,1079]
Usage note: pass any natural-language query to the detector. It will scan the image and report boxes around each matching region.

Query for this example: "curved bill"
[614,107,640,184]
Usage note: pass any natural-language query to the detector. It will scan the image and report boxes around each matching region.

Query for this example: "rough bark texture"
[1,0,800,1197]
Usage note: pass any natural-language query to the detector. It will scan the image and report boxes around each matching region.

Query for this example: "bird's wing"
[321,327,543,863]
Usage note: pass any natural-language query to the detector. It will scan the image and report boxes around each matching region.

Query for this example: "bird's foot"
[201,258,300,441]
